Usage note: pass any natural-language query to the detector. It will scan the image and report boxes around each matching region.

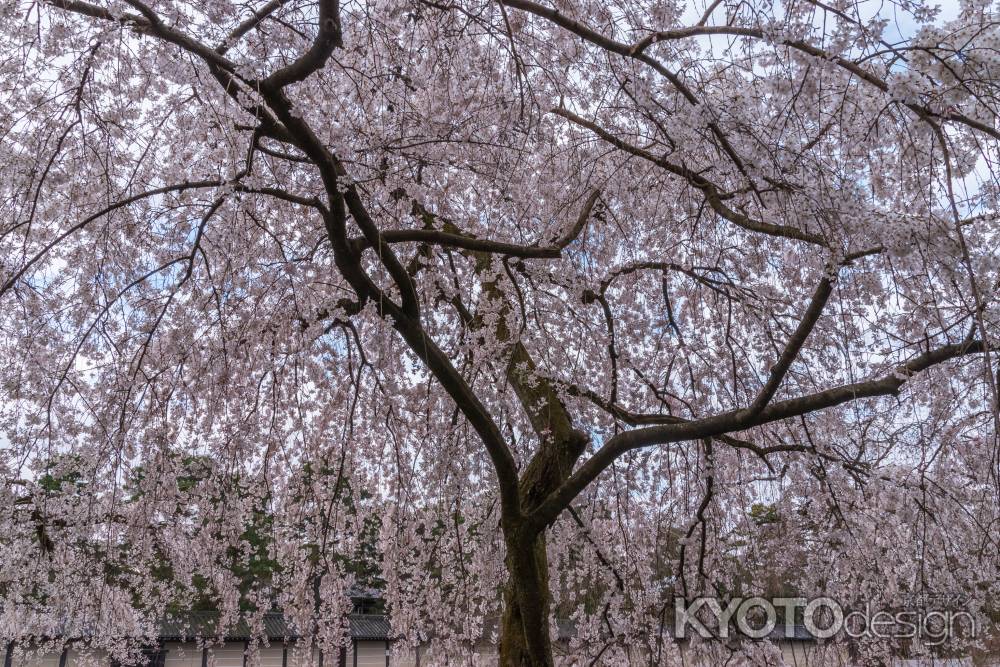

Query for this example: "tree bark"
[497,428,587,666]
[499,525,555,667]
[448,226,592,666]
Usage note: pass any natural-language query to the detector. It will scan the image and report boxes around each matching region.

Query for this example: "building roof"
[347,616,391,642]
[770,624,815,642]
[675,623,817,644]
[157,612,390,642]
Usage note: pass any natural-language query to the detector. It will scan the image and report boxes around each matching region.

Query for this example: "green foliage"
[38,454,87,493]
[749,502,780,526]
[227,505,283,612]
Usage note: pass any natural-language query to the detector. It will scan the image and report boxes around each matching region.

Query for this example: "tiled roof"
[157,612,390,641]
[158,612,288,641]
[767,624,815,642]
[347,615,391,641]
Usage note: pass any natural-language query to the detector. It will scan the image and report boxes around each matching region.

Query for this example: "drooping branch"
[502,0,757,184]
[627,24,1000,142]
[47,0,244,76]
[258,93,524,514]
[1,179,224,299]
[41,0,523,517]
[241,98,526,516]
[44,0,279,136]
[595,261,757,302]
[505,0,1000,145]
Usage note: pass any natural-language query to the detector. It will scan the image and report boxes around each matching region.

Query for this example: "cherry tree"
[1,0,999,664]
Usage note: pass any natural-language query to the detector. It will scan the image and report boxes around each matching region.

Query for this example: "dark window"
[351,598,384,615]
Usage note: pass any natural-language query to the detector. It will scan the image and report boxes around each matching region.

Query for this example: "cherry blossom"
[0,0,998,664]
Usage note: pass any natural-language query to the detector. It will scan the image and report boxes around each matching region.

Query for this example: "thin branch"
[353,190,600,259]
[554,108,826,246]
[502,0,759,185]
[355,229,564,258]
[1,180,223,299]
[627,24,1000,141]
[234,185,328,213]
[46,0,243,76]
[217,0,290,54]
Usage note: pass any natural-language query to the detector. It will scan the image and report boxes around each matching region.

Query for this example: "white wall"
[284,645,316,667]
[245,648,282,667]
[387,645,418,667]
[163,643,199,667]
[65,650,108,667]
[9,649,59,667]
[205,647,242,667]
[170,644,288,667]
[352,642,386,667]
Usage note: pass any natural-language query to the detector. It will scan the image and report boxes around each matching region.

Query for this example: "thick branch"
[264,0,342,86]
[249,71,521,514]
[351,191,599,259]
[527,338,990,529]
[433,196,602,514]
[745,273,835,416]
[217,0,290,54]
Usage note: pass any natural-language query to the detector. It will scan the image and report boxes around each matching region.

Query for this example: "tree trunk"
[499,526,555,667]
